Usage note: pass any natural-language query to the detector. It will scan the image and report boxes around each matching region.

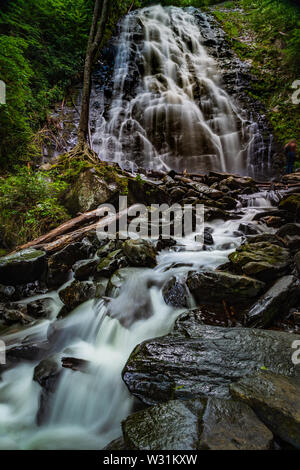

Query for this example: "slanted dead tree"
[67,0,111,165]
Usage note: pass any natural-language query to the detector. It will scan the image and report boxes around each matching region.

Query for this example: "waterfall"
[91,5,257,175]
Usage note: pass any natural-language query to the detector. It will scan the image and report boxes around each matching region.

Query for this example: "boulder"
[73,259,98,281]
[276,223,300,251]
[122,397,273,450]
[0,249,46,286]
[47,239,94,287]
[64,169,117,215]
[123,311,299,405]
[279,194,300,218]
[96,249,128,278]
[122,239,157,268]
[228,242,290,281]
[246,275,300,327]
[230,371,300,449]
[58,280,96,315]
[187,270,265,304]
[162,277,191,308]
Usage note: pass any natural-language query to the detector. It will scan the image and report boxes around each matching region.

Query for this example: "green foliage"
[0,0,95,168]
[0,167,69,246]
[211,0,300,163]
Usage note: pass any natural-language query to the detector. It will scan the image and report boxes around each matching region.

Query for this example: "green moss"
[211,0,300,161]
[279,194,300,213]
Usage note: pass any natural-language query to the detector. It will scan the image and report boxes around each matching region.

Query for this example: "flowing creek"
[0,192,277,450]
[0,5,282,450]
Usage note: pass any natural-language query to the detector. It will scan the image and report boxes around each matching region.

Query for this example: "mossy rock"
[228,242,290,281]
[0,249,46,286]
[279,194,300,217]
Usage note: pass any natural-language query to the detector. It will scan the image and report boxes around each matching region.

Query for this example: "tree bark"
[78,0,111,145]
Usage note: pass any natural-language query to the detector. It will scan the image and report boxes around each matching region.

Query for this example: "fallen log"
[18,205,141,254]
[17,207,112,252]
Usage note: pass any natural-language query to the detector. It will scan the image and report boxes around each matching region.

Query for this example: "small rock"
[58,280,96,315]
[162,277,191,308]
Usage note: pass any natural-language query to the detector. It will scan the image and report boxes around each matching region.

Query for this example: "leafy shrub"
[0,167,69,247]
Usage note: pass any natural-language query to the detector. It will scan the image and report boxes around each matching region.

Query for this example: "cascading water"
[0,5,279,451]
[91,5,259,175]
[0,192,276,450]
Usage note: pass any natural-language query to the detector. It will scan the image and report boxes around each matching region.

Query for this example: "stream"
[0,5,280,450]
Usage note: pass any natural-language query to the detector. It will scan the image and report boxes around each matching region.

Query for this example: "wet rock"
[34,356,62,393]
[103,437,127,450]
[34,355,62,424]
[238,222,259,236]
[121,395,273,450]
[122,399,204,450]
[64,169,117,215]
[58,280,96,316]
[246,275,300,327]
[188,182,223,200]
[279,194,300,219]
[123,313,299,405]
[127,178,169,206]
[0,304,32,326]
[162,277,191,308]
[230,371,300,449]
[155,237,177,251]
[253,209,292,223]
[228,242,290,282]
[204,207,231,221]
[47,239,94,288]
[26,298,54,319]
[199,397,273,450]
[95,278,109,298]
[96,249,128,278]
[105,268,143,298]
[0,249,46,286]
[73,258,98,281]
[276,223,300,251]
[204,227,214,245]
[295,251,300,276]
[187,270,265,304]
[245,233,284,247]
[123,239,157,268]
[0,284,16,302]
[263,216,284,228]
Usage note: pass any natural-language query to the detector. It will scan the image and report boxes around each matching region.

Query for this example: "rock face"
[230,371,300,449]
[122,310,299,405]
[227,242,291,282]
[58,280,96,315]
[246,275,300,327]
[0,249,46,285]
[187,270,265,304]
[64,169,117,215]
[122,397,273,450]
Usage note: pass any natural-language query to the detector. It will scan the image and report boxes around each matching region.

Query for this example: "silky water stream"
[0,192,275,450]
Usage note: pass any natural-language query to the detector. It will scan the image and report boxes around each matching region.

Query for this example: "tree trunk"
[78,0,111,145]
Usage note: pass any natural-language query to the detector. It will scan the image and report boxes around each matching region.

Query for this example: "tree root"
[63,141,100,166]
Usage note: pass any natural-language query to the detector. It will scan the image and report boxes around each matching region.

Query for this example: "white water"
[0,5,275,450]
[92,5,258,174]
[0,196,274,450]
